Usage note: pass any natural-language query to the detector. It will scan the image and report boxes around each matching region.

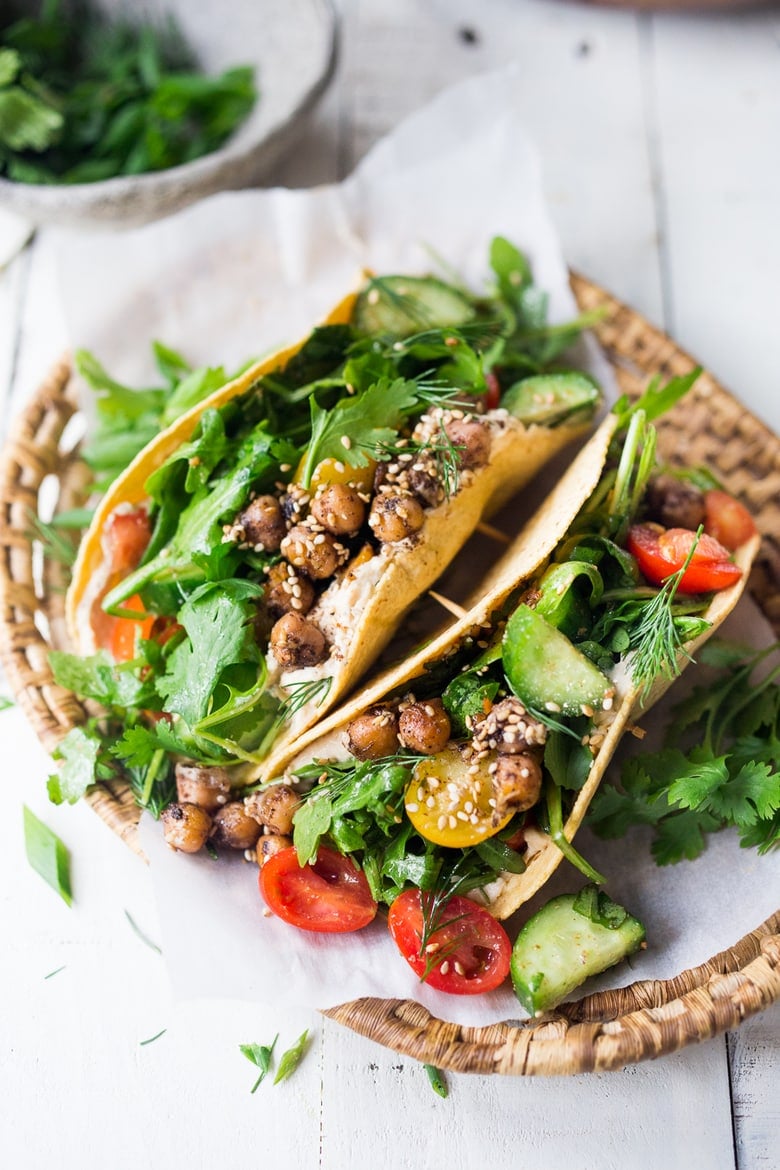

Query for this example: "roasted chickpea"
[311,483,367,537]
[443,417,491,470]
[256,833,293,866]
[245,784,299,835]
[398,698,451,755]
[368,491,425,543]
[492,752,543,821]
[408,466,443,508]
[269,612,328,669]
[265,561,316,618]
[346,705,400,760]
[161,802,213,853]
[237,494,287,551]
[210,801,262,850]
[645,475,706,531]
[175,763,232,812]
[280,524,342,579]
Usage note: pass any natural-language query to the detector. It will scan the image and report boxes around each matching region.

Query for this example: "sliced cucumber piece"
[510,888,646,1015]
[501,372,600,426]
[534,561,604,640]
[502,604,613,717]
[353,275,475,337]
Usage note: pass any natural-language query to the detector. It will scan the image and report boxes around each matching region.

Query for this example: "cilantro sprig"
[588,641,780,863]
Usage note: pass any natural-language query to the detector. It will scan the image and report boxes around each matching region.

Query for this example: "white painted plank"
[320,1018,737,1170]
[728,1005,780,1170]
[343,0,664,321]
[649,10,780,433]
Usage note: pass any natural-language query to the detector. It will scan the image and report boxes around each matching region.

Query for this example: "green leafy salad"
[49,238,602,826]
[0,0,256,184]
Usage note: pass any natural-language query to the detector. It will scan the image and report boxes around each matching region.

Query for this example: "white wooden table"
[2,3,778,1168]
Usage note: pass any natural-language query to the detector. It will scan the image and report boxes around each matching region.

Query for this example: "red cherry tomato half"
[627,524,742,594]
[485,370,502,411]
[110,593,155,661]
[388,889,511,995]
[259,846,378,933]
[703,489,757,552]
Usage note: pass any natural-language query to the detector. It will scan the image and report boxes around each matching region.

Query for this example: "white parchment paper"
[54,69,779,1025]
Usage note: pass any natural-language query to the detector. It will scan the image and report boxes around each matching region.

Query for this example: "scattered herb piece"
[139,1029,167,1047]
[124,909,162,955]
[273,1030,310,1084]
[0,696,13,711]
[43,965,66,980]
[23,805,72,906]
[240,1035,278,1093]
[47,726,101,805]
[588,641,780,863]
[424,1063,449,1098]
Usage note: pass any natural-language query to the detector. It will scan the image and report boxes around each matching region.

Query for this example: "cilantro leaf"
[48,726,101,805]
[240,1035,278,1093]
[49,649,154,709]
[157,580,262,727]
[300,377,420,488]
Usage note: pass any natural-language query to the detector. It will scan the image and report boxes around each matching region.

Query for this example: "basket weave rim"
[1,272,778,1074]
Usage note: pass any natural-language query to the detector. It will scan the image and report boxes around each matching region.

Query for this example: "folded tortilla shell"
[272,413,760,920]
[66,288,594,781]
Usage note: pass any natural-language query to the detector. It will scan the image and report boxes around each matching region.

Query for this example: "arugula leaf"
[293,791,333,867]
[273,1030,309,1084]
[47,726,101,805]
[240,1035,278,1093]
[424,1064,449,1098]
[300,377,420,488]
[23,805,72,906]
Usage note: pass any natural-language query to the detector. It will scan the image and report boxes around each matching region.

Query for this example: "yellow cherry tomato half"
[294,455,377,493]
[404,746,512,848]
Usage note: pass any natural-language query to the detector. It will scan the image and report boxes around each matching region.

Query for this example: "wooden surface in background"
[1,2,778,1168]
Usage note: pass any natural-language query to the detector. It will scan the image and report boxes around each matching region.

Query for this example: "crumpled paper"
[55,69,779,1025]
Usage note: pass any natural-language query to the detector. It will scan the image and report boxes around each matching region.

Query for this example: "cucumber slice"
[353,275,475,337]
[510,888,646,1015]
[501,372,600,426]
[534,561,604,639]
[502,604,613,717]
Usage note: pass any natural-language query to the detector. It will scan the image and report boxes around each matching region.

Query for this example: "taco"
[250,378,759,935]
[61,238,600,810]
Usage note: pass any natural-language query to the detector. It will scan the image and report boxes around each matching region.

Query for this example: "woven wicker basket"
[1,275,778,1074]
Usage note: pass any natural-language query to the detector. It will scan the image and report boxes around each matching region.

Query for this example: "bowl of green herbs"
[0,0,337,226]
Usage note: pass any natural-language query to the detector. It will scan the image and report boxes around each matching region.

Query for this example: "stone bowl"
[0,0,338,228]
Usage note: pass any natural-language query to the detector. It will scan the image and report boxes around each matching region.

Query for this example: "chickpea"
[311,483,367,537]
[175,763,232,812]
[280,524,341,579]
[237,494,287,551]
[269,612,328,669]
[346,705,400,760]
[398,699,451,755]
[161,802,213,853]
[245,784,299,835]
[256,833,293,866]
[645,475,706,531]
[443,417,491,470]
[368,491,425,543]
[492,752,543,821]
[265,561,315,618]
[210,801,262,850]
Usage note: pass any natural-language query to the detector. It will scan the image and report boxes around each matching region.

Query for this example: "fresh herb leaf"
[23,805,72,906]
[273,1030,309,1085]
[47,726,101,805]
[240,1035,278,1092]
[0,696,13,712]
[44,965,66,980]
[424,1063,449,1098]
[139,1029,167,1047]
[589,642,780,862]
[573,885,628,929]
[124,909,162,955]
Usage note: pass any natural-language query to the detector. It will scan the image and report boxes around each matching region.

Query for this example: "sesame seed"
[341,435,352,450]
[417,786,425,802]
[425,796,436,809]
[406,803,419,813]
[437,815,447,831]
[448,815,457,830]
[367,289,380,304]
[454,961,465,976]
[425,942,440,953]
[424,704,435,717]
[464,801,474,814]
[440,960,450,975]
[279,463,292,473]
[456,811,469,822]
